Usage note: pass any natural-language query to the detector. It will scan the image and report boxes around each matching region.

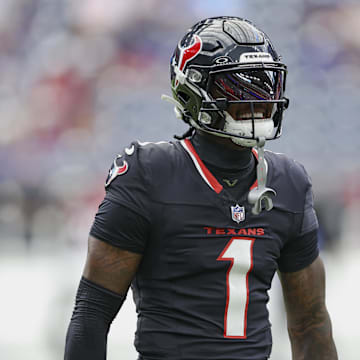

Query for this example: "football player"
[65,17,337,360]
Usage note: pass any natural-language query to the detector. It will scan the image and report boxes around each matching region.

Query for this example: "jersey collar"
[181,139,259,194]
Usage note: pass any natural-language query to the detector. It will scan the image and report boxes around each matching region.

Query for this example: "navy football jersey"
[90,139,319,360]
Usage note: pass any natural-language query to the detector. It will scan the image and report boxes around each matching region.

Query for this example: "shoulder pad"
[105,140,175,188]
[266,150,310,184]
[265,150,312,212]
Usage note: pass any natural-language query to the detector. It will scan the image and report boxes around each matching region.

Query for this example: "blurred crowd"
[0,0,359,252]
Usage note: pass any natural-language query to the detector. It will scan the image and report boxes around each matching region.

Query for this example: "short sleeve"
[277,229,319,273]
[299,186,319,235]
[90,199,149,253]
[278,185,320,273]
[104,143,151,220]
[89,142,151,252]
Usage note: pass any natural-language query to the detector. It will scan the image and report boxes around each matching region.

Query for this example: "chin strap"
[248,137,276,215]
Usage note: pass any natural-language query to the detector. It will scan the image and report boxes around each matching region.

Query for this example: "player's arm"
[83,234,142,293]
[279,256,338,360]
[64,235,142,360]
[64,144,150,359]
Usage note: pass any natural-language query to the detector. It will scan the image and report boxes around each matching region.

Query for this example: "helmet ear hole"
[178,91,190,104]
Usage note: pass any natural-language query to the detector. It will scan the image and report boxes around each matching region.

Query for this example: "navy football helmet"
[164,16,289,147]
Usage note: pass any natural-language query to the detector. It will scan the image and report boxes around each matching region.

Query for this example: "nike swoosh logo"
[125,145,135,155]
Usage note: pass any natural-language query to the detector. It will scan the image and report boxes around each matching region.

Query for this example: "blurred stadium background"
[0,0,359,359]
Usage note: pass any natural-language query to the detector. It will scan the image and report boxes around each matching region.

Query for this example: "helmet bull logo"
[175,35,202,88]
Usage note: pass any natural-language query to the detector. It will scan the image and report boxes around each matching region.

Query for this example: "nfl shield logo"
[231,204,245,223]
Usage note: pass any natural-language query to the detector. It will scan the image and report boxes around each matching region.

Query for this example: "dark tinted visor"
[211,69,283,102]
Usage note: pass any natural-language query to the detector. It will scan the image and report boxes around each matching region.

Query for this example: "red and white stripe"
[181,139,223,194]
[181,139,266,193]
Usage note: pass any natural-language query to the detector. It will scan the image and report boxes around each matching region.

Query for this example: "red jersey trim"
[250,148,258,190]
[181,139,223,194]
[181,139,265,194]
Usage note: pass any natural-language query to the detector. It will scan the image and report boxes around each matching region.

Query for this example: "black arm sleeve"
[64,277,126,360]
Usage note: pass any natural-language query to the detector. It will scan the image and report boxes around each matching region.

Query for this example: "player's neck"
[190,132,253,171]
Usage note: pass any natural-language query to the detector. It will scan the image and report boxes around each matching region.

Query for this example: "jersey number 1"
[217,237,254,338]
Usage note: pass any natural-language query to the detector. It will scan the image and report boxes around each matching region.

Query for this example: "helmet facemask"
[165,16,289,146]
[196,64,288,147]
